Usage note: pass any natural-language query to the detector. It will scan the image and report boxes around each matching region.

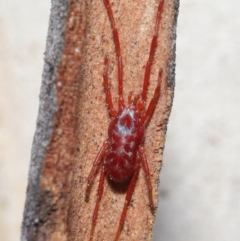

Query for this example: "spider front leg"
[141,0,164,103]
[141,69,163,123]
[103,57,117,117]
[103,0,124,109]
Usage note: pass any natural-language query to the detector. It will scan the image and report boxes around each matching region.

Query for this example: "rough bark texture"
[22,0,179,241]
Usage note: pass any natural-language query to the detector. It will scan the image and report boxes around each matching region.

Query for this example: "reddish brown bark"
[22,0,179,241]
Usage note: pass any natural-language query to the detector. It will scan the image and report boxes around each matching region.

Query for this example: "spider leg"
[103,0,124,109]
[133,94,140,106]
[114,157,141,241]
[138,146,154,212]
[141,69,163,123]
[128,91,133,104]
[86,140,109,201]
[141,0,164,104]
[103,57,117,117]
[89,166,105,241]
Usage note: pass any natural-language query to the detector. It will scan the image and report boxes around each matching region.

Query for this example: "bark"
[21,0,179,241]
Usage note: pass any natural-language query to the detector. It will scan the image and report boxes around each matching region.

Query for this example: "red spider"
[85,0,165,240]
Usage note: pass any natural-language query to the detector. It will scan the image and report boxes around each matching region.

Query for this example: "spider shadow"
[107,177,131,194]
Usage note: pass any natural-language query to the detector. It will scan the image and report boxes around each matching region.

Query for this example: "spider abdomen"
[104,106,145,182]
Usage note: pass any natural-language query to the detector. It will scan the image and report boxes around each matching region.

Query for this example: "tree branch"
[22,0,179,240]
